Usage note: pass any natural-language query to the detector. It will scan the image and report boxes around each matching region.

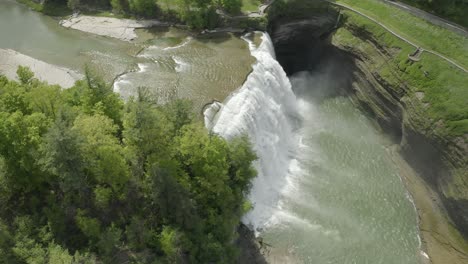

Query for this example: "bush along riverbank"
[267,0,468,263]
[0,67,258,263]
[17,0,268,30]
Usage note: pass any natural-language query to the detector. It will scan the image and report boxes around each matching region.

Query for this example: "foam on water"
[204,32,301,232]
[113,79,131,93]
[113,63,151,93]
[137,63,150,73]
[173,56,190,73]
[163,37,192,51]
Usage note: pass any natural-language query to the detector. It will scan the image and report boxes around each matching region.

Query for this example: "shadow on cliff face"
[288,47,354,102]
[268,9,409,143]
[269,18,338,76]
[267,7,354,101]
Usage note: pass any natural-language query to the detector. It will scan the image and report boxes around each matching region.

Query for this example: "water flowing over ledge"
[204,32,300,232]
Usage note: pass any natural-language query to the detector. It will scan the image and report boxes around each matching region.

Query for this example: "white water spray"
[204,33,300,231]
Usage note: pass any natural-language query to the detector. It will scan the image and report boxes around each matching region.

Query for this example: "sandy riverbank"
[0,49,82,88]
[389,146,468,264]
[60,15,169,41]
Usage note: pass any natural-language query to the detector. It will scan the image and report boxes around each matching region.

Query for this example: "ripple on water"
[258,71,420,263]
[118,32,255,109]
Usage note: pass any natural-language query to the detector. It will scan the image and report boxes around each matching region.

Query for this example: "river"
[207,33,423,263]
[0,0,253,109]
[1,1,423,263]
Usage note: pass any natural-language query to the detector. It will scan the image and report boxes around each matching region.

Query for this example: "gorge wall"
[266,0,468,259]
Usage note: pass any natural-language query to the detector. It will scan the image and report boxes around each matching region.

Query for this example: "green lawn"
[335,0,468,70]
[333,10,468,137]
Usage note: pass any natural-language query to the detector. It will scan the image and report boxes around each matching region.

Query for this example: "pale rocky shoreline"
[60,15,170,42]
[0,49,82,88]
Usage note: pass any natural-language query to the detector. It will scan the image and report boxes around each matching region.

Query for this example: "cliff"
[267,0,468,262]
[330,15,468,262]
[330,11,468,241]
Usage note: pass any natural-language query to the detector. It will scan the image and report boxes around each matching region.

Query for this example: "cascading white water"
[204,32,300,231]
[205,32,421,263]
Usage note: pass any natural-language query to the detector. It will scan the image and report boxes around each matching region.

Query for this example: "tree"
[129,0,159,17]
[16,66,34,85]
[110,0,129,13]
[67,0,81,10]
[39,111,87,193]
[72,114,129,191]
[0,69,257,263]
[0,111,50,191]
[218,0,242,14]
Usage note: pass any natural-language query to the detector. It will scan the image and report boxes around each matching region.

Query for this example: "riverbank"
[60,15,171,42]
[0,49,81,88]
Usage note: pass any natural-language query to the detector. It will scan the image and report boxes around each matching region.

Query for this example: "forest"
[0,67,257,263]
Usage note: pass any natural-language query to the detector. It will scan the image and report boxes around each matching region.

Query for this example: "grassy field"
[333,10,468,137]
[335,0,468,70]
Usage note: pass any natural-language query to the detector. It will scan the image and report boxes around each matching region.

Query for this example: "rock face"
[268,16,336,75]
[267,0,468,246]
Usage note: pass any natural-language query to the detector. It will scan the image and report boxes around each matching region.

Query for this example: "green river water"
[0,0,423,263]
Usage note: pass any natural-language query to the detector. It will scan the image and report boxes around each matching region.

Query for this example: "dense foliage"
[0,67,257,263]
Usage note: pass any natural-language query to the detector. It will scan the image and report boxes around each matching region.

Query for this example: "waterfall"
[204,32,299,232]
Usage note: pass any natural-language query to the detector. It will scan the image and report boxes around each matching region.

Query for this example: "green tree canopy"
[0,67,257,263]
